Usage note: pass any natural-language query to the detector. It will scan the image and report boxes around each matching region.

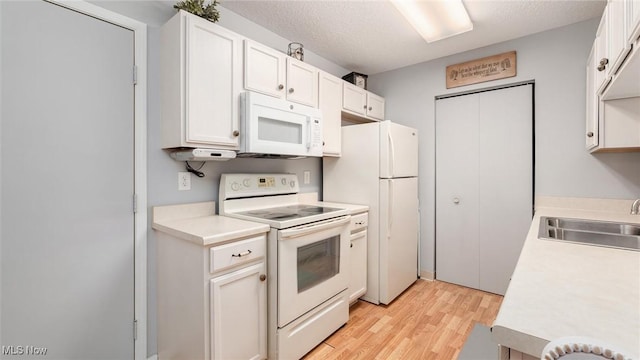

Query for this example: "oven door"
[277,215,350,327]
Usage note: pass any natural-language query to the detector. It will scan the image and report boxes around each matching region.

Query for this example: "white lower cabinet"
[210,262,266,360]
[348,212,368,304]
[157,232,267,360]
[498,346,538,360]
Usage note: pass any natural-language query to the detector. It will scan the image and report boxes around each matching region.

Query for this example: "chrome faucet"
[632,199,640,215]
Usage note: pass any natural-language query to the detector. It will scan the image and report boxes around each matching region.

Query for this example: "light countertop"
[491,197,640,358]
[152,201,270,246]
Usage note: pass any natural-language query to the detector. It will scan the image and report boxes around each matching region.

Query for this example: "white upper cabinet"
[627,0,640,44]
[585,45,599,150]
[319,71,343,156]
[366,92,385,121]
[286,58,318,107]
[607,0,632,75]
[244,40,319,107]
[595,10,611,94]
[342,82,385,122]
[342,82,367,116]
[161,11,242,150]
[244,40,287,99]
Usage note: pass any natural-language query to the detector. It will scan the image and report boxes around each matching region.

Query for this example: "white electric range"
[219,173,351,360]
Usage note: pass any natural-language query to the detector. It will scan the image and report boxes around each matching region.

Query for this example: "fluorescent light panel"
[391,0,473,43]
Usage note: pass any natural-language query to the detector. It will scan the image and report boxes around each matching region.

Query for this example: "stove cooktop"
[237,204,343,222]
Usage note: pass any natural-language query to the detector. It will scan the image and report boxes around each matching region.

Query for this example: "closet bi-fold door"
[436,84,532,295]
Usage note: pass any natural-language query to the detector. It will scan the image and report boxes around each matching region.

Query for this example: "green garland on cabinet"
[174,0,220,23]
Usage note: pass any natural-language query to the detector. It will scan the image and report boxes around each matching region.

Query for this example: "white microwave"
[238,91,323,158]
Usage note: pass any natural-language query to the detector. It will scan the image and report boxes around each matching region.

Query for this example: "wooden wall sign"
[446,51,517,89]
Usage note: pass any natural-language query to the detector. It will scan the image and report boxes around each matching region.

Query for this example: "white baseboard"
[419,270,435,280]
[147,355,157,360]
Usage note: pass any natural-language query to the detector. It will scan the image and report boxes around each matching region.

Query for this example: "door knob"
[453,197,460,204]
[260,274,266,282]
[368,106,372,111]
[233,130,240,137]
[289,88,294,93]
[278,84,284,90]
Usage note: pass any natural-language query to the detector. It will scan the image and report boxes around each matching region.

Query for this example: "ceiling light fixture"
[390,0,473,43]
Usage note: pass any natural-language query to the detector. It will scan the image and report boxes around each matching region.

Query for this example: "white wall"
[368,18,640,277]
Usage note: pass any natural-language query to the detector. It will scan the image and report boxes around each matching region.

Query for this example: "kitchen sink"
[538,217,640,251]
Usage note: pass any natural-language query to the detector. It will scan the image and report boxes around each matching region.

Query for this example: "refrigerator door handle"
[389,179,393,235]
[388,133,395,176]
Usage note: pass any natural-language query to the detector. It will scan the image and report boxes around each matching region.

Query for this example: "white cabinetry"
[319,71,343,156]
[157,232,268,360]
[286,58,318,107]
[342,82,386,121]
[244,40,286,98]
[586,0,640,152]
[626,0,640,44]
[348,212,368,304]
[161,11,242,150]
[244,40,318,107]
[210,262,266,360]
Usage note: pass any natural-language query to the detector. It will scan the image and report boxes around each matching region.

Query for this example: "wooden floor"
[303,280,503,360]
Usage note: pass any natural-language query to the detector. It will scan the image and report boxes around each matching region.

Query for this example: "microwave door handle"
[306,118,311,150]
[279,216,350,240]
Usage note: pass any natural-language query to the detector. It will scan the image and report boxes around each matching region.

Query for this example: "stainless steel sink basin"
[539,216,640,251]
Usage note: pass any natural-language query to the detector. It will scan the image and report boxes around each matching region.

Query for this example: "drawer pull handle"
[231,250,252,258]
[260,274,266,282]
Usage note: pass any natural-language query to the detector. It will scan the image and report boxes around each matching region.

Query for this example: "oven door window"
[297,235,340,293]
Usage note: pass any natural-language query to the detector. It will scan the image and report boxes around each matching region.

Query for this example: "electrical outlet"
[178,172,191,191]
[303,170,311,184]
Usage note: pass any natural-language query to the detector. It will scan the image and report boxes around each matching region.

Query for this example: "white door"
[366,92,385,120]
[379,121,419,178]
[1,1,135,358]
[210,262,267,360]
[244,40,286,98]
[319,71,343,156]
[342,82,367,115]
[186,15,241,147]
[379,178,418,305]
[435,84,533,295]
[286,58,318,107]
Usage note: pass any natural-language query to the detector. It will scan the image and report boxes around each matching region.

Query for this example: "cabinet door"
[286,58,318,107]
[627,0,640,44]
[586,44,599,149]
[608,0,631,75]
[210,262,267,360]
[319,71,342,156]
[342,82,367,115]
[244,40,286,98]
[366,92,385,120]
[595,9,612,93]
[186,15,241,148]
[349,230,367,303]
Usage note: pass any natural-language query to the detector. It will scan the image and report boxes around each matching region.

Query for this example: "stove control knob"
[242,179,250,187]
[290,180,296,188]
[281,178,287,185]
[231,182,240,191]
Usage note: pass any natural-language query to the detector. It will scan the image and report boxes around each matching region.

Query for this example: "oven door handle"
[279,216,350,240]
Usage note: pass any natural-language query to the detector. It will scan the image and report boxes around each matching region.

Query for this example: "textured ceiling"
[221,0,606,75]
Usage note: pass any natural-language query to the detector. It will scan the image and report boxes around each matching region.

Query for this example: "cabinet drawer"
[210,235,266,274]
[350,212,368,232]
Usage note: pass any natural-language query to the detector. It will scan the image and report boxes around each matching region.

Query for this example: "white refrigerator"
[323,120,419,305]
